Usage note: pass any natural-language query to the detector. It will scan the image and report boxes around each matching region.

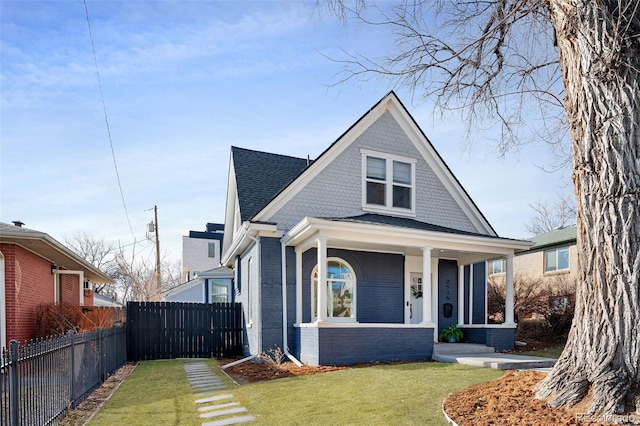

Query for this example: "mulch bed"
[219,358,347,385]
[443,370,622,425]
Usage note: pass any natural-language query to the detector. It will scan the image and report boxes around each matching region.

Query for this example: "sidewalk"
[432,343,557,370]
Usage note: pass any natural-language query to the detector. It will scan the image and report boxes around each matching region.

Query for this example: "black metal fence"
[0,326,127,426]
[127,302,242,361]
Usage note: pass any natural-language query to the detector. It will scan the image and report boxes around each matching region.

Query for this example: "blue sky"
[1,1,571,264]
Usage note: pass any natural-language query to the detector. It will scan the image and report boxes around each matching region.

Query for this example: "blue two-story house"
[221,91,531,366]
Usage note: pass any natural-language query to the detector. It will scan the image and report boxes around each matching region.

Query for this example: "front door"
[409,272,423,324]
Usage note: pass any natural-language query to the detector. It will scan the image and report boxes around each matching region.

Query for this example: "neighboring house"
[93,292,124,308]
[182,223,224,282]
[517,225,577,284]
[488,225,577,285]
[164,266,234,303]
[0,221,113,346]
[488,225,577,320]
[221,91,532,366]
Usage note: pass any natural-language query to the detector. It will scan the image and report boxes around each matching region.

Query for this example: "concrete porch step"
[433,352,557,370]
[432,343,495,356]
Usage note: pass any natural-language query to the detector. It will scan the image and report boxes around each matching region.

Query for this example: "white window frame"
[544,247,570,272]
[210,280,229,303]
[311,257,357,323]
[488,259,506,275]
[208,242,217,258]
[361,149,417,217]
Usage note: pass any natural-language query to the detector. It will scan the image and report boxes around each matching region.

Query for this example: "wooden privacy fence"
[126,302,243,361]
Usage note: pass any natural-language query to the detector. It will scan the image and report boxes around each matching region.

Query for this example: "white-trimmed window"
[210,280,229,303]
[545,247,570,272]
[489,259,506,275]
[312,258,356,322]
[208,242,217,258]
[361,149,416,215]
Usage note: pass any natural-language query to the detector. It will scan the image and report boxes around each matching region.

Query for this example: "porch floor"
[432,343,556,371]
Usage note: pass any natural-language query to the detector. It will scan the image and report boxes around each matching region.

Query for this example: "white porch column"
[469,265,474,324]
[420,247,432,324]
[505,254,515,324]
[317,237,328,322]
[296,250,303,324]
[458,264,465,325]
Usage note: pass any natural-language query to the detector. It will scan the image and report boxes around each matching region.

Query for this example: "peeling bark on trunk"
[536,0,640,416]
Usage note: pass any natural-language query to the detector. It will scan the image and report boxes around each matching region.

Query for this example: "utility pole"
[147,205,161,300]
[153,205,160,290]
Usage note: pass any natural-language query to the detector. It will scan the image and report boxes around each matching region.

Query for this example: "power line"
[83,0,135,240]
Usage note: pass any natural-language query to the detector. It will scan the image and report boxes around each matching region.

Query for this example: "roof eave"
[0,232,114,283]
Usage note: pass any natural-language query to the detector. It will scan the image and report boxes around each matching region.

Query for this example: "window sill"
[362,205,416,218]
[543,270,570,276]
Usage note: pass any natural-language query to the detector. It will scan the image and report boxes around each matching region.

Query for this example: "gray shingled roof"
[529,225,577,249]
[325,214,513,240]
[232,146,310,221]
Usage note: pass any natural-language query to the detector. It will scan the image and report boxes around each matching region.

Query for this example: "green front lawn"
[230,362,502,425]
[90,359,502,425]
[518,345,565,359]
[90,359,223,426]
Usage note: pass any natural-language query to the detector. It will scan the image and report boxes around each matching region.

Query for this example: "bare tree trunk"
[536,0,640,416]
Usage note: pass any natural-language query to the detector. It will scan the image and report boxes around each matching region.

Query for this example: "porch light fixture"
[51,264,58,274]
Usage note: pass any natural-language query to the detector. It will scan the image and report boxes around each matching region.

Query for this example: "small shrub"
[260,345,285,366]
[35,302,83,338]
[488,275,576,344]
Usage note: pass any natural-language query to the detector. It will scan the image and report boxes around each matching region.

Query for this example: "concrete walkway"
[432,343,556,371]
[184,360,254,426]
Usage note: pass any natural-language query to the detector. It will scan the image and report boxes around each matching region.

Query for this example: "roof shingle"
[232,146,310,221]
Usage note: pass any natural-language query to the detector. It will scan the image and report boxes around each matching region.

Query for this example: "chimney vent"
[12,220,25,227]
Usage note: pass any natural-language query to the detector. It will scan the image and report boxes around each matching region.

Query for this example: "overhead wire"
[83,0,136,241]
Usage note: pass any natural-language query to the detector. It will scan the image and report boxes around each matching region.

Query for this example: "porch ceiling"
[283,216,533,264]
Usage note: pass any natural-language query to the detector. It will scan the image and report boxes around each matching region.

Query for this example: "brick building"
[0,222,113,345]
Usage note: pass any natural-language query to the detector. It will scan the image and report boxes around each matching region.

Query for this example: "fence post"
[98,328,104,381]
[68,330,75,408]
[9,340,18,426]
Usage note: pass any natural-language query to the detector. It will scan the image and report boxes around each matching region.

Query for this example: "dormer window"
[362,149,416,215]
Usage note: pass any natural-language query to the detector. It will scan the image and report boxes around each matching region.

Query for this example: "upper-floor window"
[545,247,570,272]
[208,242,217,258]
[489,259,506,275]
[362,149,416,215]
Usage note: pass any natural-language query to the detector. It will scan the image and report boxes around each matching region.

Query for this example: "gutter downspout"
[244,233,261,355]
[221,354,258,369]
[281,239,302,366]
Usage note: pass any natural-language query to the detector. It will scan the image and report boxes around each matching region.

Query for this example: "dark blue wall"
[461,327,515,351]
[296,326,434,366]
[438,259,459,334]
[472,263,486,324]
[301,248,405,324]
[259,237,285,353]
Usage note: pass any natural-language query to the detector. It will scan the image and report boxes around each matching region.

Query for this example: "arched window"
[312,258,356,321]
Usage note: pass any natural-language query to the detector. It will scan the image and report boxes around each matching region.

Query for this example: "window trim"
[488,259,506,275]
[361,149,417,217]
[544,247,570,273]
[207,242,217,258]
[311,257,357,323]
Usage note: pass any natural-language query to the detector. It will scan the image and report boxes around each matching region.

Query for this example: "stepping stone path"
[184,360,254,426]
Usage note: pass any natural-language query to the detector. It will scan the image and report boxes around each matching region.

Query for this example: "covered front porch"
[281,215,532,366]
